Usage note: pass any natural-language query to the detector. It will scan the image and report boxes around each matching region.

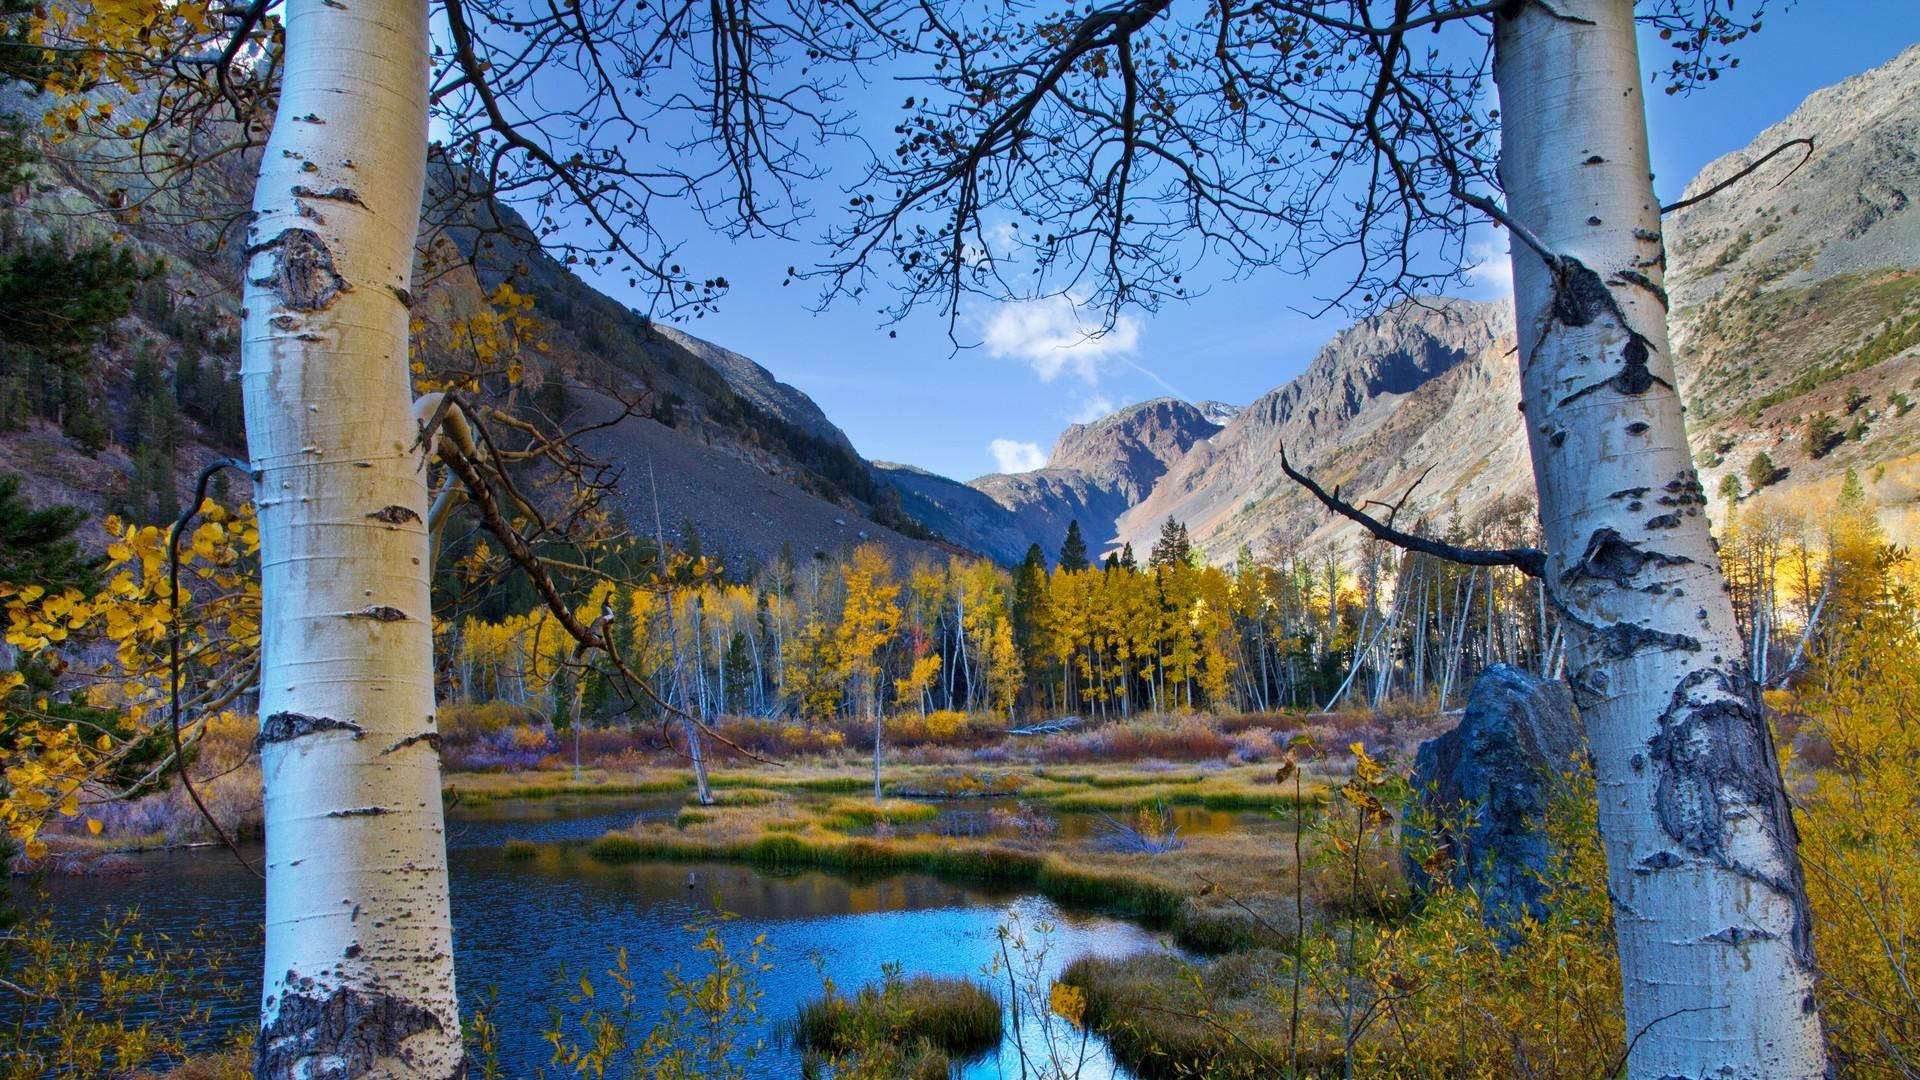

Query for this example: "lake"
[25,793,1184,1078]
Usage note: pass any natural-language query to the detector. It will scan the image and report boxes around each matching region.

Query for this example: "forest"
[2,1,1919,1079]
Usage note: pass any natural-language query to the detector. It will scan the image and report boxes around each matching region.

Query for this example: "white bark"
[1494,4,1825,1076]
[241,1,458,1076]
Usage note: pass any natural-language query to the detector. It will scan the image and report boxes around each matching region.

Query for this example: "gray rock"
[1406,664,1584,931]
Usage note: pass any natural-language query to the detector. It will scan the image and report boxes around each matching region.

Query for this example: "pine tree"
[1150,516,1192,568]
[0,473,99,592]
[1806,413,1839,459]
[1057,519,1089,571]
[1746,451,1777,492]
[1118,542,1138,572]
[1010,543,1048,672]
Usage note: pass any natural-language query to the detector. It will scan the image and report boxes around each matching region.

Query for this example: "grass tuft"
[818,797,941,828]
[585,832,647,863]
[795,973,1002,1059]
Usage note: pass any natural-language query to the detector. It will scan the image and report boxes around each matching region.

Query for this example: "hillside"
[956,397,1221,563]
[1668,43,1920,505]
[1118,299,1516,558]
[0,126,953,569]
[995,43,1920,562]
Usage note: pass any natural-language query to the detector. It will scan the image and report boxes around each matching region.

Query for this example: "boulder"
[1406,663,1584,930]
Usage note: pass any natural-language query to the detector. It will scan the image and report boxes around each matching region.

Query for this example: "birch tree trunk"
[1494,3,1825,1074]
[240,1,460,1076]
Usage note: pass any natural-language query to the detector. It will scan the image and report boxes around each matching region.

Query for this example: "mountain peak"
[1048,397,1221,497]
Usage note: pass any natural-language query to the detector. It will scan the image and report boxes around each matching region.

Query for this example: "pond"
[25,793,1180,1078]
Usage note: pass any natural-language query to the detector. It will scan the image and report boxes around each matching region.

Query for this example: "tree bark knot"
[1538,255,1671,407]
[1560,527,1691,590]
[290,185,367,208]
[347,606,409,621]
[249,228,349,312]
[367,505,422,526]
[257,712,364,748]
[383,731,441,755]
[1649,667,1816,960]
[256,985,456,1080]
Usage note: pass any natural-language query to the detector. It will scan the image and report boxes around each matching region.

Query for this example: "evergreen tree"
[118,349,184,523]
[1746,451,1776,492]
[1806,413,1840,459]
[1718,473,1743,504]
[1103,551,1119,572]
[0,234,145,409]
[0,473,100,592]
[723,631,753,713]
[533,373,570,421]
[1010,543,1047,667]
[1118,542,1138,572]
[1057,519,1089,571]
[1149,516,1192,568]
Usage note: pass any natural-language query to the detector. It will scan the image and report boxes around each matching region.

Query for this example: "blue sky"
[566,4,1920,483]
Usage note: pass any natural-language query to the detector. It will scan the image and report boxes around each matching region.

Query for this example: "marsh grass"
[501,839,538,860]
[817,798,941,828]
[794,972,1002,1059]
[1060,951,1297,1079]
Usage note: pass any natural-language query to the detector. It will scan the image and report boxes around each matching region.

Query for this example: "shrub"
[1,910,246,1079]
[1033,714,1235,763]
[884,709,987,747]
[1796,598,1920,1071]
[502,839,538,860]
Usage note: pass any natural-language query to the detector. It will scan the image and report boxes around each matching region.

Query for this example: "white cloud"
[1070,394,1120,424]
[982,220,1020,257]
[988,438,1048,474]
[982,296,1143,382]
[1465,229,1514,298]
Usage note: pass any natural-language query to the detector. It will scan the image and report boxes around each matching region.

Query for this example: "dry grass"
[794,974,1002,1059]
[565,764,1342,952]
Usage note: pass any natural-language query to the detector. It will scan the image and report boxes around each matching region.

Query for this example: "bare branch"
[1279,446,1546,578]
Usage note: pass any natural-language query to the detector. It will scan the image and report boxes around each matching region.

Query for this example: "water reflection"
[28,794,1172,1078]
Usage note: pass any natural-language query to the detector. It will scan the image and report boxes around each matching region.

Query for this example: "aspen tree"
[239,2,462,1076]
[836,544,901,801]
[839,1,1827,1072]
[1494,5,1824,1073]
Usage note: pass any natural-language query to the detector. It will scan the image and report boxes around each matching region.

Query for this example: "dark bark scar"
[247,228,349,312]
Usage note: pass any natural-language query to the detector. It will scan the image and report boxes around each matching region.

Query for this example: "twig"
[1661,138,1814,216]
[165,458,261,879]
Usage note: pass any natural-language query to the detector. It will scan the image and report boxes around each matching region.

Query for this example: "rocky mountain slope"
[0,119,953,570]
[1667,43,1920,508]
[963,42,1920,563]
[1117,299,1519,558]
[911,397,1222,564]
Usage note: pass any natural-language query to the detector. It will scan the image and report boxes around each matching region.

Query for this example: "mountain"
[941,397,1221,563]
[872,462,1040,565]
[1117,298,1519,557]
[1046,397,1224,500]
[0,122,955,570]
[1023,44,1920,561]
[1667,43,1920,504]
[1196,401,1243,426]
